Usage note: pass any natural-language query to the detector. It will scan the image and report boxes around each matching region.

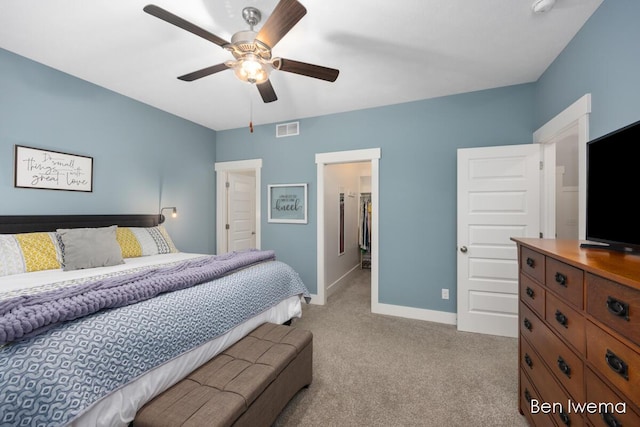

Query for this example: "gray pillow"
[57,225,124,271]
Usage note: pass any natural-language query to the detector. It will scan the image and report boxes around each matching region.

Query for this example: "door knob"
[460,246,468,253]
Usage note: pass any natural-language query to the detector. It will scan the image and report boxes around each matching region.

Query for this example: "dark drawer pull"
[555,272,567,287]
[524,388,533,403]
[526,257,535,268]
[525,287,535,298]
[523,318,532,331]
[559,409,571,426]
[555,310,568,328]
[602,411,622,427]
[605,349,629,380]
[557,356,571,378]
[524,353,533,368]
[606,296,630,320]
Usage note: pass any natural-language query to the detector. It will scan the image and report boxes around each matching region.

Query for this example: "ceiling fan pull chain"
[249,97,254,133]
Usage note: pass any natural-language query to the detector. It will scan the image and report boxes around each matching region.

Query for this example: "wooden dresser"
[513,238,640,427]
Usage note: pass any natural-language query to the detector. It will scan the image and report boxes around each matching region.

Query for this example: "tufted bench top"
[134,322,312,427]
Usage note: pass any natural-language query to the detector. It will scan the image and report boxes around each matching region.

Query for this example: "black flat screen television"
[583,119,640,254]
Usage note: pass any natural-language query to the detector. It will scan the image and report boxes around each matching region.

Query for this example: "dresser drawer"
[586,273,640,347]
[546,291,586,355]
[546,257,584,309]
[520,303,585,402]
[520,367,555,427]
[586,321,640,408]
[520,302,547,351]
[521,334,546,382]
[521,247,545,284]
[521,272,545,318]
[585,368,640,427]
[521,349,584,427]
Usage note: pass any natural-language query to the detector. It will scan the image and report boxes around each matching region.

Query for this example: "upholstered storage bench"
[134,323,312,427]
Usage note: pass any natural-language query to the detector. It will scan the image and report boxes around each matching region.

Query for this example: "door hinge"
[539,161,544,170]
[225,182,230,188]
[225,224,230,230]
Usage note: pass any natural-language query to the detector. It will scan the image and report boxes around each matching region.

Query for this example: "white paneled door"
[457,144,541,337]
[228,172,256,251]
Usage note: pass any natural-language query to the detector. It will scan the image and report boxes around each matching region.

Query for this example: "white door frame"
[214,159,262,254]
[315,148,380,307]
[534,94,591,239]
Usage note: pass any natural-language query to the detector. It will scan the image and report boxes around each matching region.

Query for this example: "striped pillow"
[116,225,178,258]
[0,232,62,277]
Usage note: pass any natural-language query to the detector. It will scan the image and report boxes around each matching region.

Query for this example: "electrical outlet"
[442,289,449,300]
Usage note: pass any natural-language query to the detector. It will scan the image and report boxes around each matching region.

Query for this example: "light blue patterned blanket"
[0,249,275,345]
[0,257,309,427]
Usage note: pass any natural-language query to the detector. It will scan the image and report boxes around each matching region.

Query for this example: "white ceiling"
[0,0,603,131]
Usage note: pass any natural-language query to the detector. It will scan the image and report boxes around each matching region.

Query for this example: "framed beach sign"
[268,183,308,224]
[14,145,93,192]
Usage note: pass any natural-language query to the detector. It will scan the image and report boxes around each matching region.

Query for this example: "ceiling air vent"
[276,121,299,138]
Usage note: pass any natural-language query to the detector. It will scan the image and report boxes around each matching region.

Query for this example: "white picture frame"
[268,183,308,224]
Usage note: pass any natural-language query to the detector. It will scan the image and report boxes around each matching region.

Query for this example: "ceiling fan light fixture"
[228,55,271,84]
[144,1,339,103]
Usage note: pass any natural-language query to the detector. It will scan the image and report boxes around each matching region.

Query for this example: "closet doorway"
[323,162,371,300]
[315,148,380,310]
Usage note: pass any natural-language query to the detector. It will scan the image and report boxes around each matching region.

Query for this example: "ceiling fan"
[143,0,340,103]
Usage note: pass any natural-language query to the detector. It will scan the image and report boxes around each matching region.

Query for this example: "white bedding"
[0,252,304,426]
[0,252,203,295]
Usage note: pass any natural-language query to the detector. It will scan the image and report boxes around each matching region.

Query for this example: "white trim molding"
[214,159,262,254]
[326,264,361,299]
[375,303,457,325]
[315,148,380,308]
[533,94,591,143]
[534,94,591,240]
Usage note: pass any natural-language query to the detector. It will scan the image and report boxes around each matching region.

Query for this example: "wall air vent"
[276,121,299,138]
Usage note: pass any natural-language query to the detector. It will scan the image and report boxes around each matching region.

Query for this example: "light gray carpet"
[274,269,529,427]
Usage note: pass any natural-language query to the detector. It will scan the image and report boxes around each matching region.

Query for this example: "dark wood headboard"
[0,214,161,234]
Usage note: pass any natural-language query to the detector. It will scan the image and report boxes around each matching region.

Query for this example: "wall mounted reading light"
[160,207,177,224]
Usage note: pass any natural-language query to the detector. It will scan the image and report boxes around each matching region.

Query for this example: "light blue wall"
[0,48,218,254]
[2,0,635,316]
[217,84,536,311]
[535,0,640,138]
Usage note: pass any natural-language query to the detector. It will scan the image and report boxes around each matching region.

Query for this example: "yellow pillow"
[116,227,143,258]
[0,232,61,276]
[17,233,61,272]
[116,226,178,258]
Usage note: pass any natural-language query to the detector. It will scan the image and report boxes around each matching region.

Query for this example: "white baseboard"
[326,264,360,298]
[372,302,457,325]
[305,294,457,326]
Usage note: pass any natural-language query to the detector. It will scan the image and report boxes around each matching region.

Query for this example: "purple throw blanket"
[0,249,275,345]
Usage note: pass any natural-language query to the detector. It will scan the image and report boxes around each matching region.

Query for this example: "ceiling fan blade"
[257,80,278,103]
[178,63,230,82]
[256,0,307,49]
[143,4,229,47]
[276,58,339,82]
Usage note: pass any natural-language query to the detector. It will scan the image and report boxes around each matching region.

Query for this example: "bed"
[0,214,310,427]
